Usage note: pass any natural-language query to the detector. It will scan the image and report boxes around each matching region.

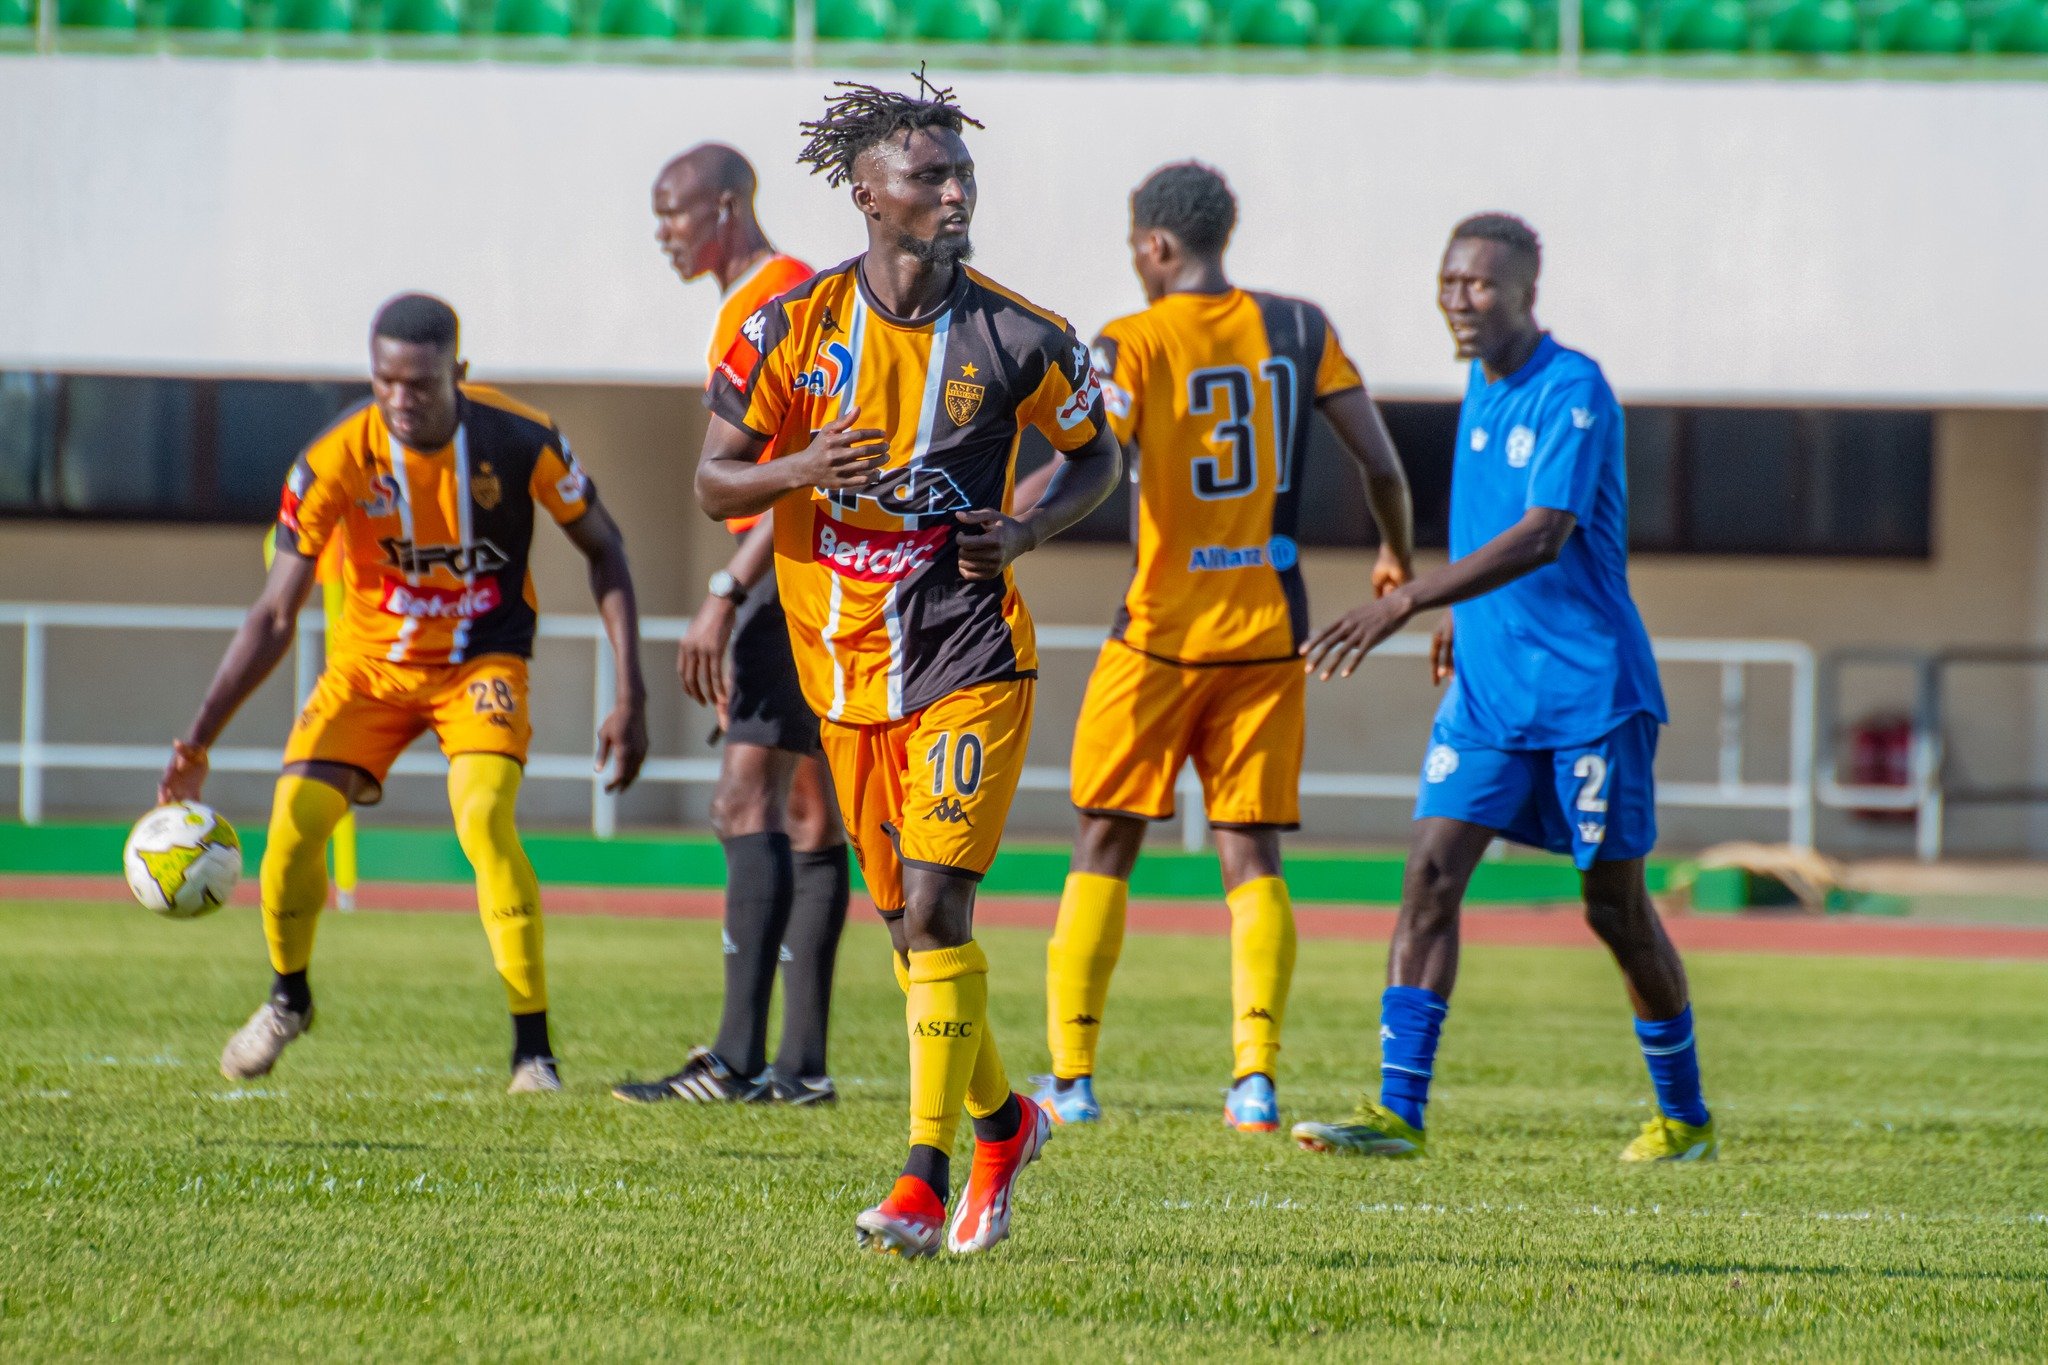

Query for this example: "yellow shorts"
[1069,640,1304,829]
[283,653,532,803]
[820,678,1034,915]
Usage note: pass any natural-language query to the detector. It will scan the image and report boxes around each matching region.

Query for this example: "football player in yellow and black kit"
[158,294,648,1094]
[1027,163,1415,1133]
[696,77,1120,1257]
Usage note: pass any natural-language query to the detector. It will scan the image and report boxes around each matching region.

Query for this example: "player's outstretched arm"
[157,550,321,803]
[1320,387,1416,596]
[562,495,649,793]
[1302,506,1575,680]
[956,426,1121,581]
[694,409,888,523]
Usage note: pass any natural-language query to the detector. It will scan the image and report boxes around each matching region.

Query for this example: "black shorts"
[725,570,821,754]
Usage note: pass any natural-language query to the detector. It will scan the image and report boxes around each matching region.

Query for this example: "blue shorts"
[1412,713,1660,869]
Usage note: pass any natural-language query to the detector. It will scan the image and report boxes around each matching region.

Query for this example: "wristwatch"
[708,570,748,606]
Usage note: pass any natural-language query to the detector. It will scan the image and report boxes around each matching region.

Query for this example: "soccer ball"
[123,802,243,919]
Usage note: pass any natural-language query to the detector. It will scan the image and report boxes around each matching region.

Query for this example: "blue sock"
[1634,1005,1710,1127]
[1377,985,1448,1131]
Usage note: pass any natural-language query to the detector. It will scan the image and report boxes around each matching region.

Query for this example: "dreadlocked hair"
[796,66,984,188]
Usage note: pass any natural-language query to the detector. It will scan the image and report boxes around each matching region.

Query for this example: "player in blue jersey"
[1290,214,1716,1163]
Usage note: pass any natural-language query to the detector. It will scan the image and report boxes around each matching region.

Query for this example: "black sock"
[512,1009,552,1063]
[710,832,794,1079]
[771,845,850,1080]
[270,970,311,1015]
[902,1144,950,1205]
[972,1093,1023,1145]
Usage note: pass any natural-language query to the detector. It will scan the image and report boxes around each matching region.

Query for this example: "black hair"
[796,66,984,189]
[371,292,459,350]
[1131,161,1237,258]
[1449,212,1542,279]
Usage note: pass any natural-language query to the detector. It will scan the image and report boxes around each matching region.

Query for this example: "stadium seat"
[381,0,461,31]
[596,0,678,35]
[815,0,891,35]
[1018,0,1107,40]
[704,0,788,34]
[1871,0,1966,49]
[907,0,1000,38]
[274,0,354,29]
[1657,0,1749,50]
[1327,0,1427,44]
[1446,0,1537,47]
[1765,0,1860,50]
[1123,0,1214,41]
[59,0,137,26]
[1,0,35,24]
[1582,0,1646,48]
[1223,0,1317,42]
[165,0,244,27]
[1978,0,2048,50]
[492,0,571,34]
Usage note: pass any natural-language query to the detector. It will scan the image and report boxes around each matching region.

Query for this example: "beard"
[897,231,973,266]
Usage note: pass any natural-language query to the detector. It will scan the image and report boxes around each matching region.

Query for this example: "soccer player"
[157,294,649,1094]
[1027,162,1415,1133]
[1290,214,1717,1163]
[611,143,852,1108]
[695,75,1120,1255]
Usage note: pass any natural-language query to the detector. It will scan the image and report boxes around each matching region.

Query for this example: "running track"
[9,874,2048,961]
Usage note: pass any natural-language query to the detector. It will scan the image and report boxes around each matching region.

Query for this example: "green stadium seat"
[492,0,570,33]
[1872,0,1966,49]
[1657,0,1749,50]
[382,0,461,31]
[1446,0,1536,47]
[1018,0,1107,40]
[1582,0,1646,47]
[816,0,890,34]
[1765,0,1859,50]
[165,0,244,26]
[908,0,1000,38]
[1,0,35,23]
[1224,0,1316,41]
[59,0,138,26]
[596,0,678,34]
[275,0,353,29]
[1123,0,1212,40]
[1978,0,2048,50]
[1328,0,1427,43]
[705,0,787,34]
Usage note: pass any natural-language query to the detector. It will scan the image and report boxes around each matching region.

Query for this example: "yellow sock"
[259,775,349,975]
[897,949,1010,1118]
[1046,872,1127,1078]
[448,754,546,1015]
[1227,876,1296,1079]
[905,942,993,1153]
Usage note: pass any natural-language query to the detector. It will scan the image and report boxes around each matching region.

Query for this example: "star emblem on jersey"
[471,461,502,511]
[944,378,985,426]
[959,362,979,379]
[1506,426,1536,468]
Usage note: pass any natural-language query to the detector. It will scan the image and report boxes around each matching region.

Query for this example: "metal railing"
[1,601,1815,852]
[1815,645,2048,862]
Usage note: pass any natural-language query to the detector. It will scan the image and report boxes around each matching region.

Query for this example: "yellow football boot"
[1291,1099,1426,1158]
[1621,1112,1718,1163]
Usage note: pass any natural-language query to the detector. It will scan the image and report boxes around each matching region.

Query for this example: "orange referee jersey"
[275,385,594,665]
[709,257,1106,727]
[1093,288,1363,664]
[705,252,815,534]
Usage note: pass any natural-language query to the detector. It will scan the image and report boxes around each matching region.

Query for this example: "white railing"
[0,601,1814,851]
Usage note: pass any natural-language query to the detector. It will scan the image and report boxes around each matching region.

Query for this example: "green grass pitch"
[3,899,2046,1360]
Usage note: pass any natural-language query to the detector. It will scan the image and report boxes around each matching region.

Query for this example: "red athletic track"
[9,874,2048,961]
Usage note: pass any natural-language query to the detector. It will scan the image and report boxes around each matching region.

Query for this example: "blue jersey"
[1436,335,1665,750]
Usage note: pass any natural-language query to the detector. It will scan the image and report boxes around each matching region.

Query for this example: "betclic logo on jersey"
[813,518,949,584]
[378,577,503,620]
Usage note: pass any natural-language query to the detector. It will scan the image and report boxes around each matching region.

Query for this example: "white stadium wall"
[2,56,2046,402]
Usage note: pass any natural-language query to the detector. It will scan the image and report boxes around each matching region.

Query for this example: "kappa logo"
[1578,821,1607,845]
[927,797,973,826]
[1425,744,1460,783]
[1470,428,1488,452]
[378,536,511,578]
[1380,1024,1396,1042]
[943,378,985,426]
[1066,1014,1101,1028]
[741,310,766,348]
[818,305,840,335]
[357,472,402,519]
[1240,1007,1274,1022]
[1571,406,1596,430]
[1506,425,1536,468]
[793,340,853,399]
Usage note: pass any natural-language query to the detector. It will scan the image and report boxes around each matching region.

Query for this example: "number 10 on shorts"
[924,731,985,796]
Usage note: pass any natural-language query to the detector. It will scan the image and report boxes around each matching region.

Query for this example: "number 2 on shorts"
[1573,753,1610,813]
[925,731,985,797]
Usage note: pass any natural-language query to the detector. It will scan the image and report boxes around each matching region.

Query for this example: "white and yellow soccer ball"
[123,802,243,919]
